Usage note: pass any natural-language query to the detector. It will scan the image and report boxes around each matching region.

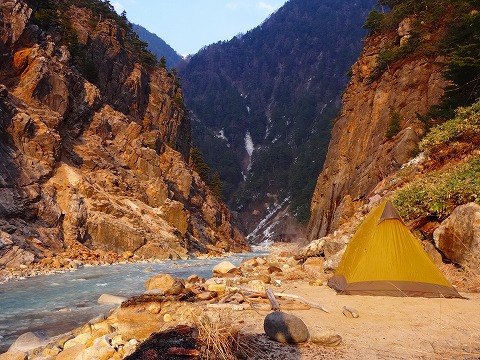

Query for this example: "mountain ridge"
[179,0,377,241]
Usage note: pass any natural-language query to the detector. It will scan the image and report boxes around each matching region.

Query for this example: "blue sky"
[112,0,289,56]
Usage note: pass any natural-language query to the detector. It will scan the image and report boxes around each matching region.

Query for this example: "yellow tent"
[328,200,462,298]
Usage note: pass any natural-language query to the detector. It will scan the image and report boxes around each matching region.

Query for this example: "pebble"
[342,306,359,318]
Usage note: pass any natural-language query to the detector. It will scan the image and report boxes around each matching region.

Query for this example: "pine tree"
[190,147,210,183]
[209,171,224,200]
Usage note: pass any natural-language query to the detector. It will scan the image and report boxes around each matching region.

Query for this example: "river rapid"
[0,251,266,352]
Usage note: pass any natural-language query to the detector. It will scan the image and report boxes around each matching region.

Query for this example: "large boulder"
[263,312,309,343]
[145,274,176,292]
[433,203,480,266]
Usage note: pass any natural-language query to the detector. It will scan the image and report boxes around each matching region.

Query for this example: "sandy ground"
[230,281,480,360]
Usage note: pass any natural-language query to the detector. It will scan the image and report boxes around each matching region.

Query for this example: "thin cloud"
[112,2,125,14]
[257,1,277,12]
[225,2,240,10]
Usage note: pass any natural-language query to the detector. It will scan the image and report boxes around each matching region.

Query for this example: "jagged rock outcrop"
[307,21,449,241]
[0,0,249,270]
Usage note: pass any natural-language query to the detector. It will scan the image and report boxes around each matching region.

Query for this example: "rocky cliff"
[0,0,249,271]
[307,15,450,241]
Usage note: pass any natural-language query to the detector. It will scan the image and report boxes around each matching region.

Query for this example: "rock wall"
[307,22,449,241]
[0,0,249,269]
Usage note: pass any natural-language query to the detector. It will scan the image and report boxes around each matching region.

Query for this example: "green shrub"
[363,9,384,33]
[393,155,480,220]
[419,99,480,154]
[386,111,401,138]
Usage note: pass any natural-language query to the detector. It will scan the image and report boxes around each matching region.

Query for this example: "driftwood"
[204,288,316,312]
[266,289,281,311]
[240,286,329,313]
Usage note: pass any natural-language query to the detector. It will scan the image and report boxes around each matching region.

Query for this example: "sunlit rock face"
[0,0,249,268]
[307,26,449,241]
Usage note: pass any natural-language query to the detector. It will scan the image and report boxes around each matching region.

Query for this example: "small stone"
[264,312,309,343]
[196,291,217,301]
[165,279,185,295]
[248,279,266,293]
[310,331,342,347]
[342,306,359,318]
[253,274,271,283]
[186,274,204,285]
[206,283,226,293]
[309,279,323,286]
[256,257,267,265]
[163,313,173,322]
[147,303,161,314]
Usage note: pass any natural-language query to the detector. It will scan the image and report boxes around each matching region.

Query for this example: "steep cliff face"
[307,17,449,241]
[0,0,248,269]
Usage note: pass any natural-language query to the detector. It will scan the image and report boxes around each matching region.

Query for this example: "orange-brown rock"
[0,0,249,271]
[307,25,449,241]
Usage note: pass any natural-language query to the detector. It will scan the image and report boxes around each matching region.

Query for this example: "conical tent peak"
[378,200,402,224]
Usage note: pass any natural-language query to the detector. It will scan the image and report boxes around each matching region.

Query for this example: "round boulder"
[145,274,175,291]
[264,312,309,343]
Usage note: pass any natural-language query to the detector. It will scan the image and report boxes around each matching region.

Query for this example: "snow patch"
[319,103,327,114]
[247,197,290,243]
[215,129,231,148]
[245,131,254,157]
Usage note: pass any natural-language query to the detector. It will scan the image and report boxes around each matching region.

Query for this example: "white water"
[0,252,265,352]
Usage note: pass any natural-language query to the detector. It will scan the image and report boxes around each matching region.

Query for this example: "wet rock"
[264,312,309,343]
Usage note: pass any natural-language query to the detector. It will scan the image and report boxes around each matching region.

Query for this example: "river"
[0,251,266,353]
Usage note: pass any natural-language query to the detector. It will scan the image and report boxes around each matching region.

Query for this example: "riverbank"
[2,243,479,359]
[0,238,257,284]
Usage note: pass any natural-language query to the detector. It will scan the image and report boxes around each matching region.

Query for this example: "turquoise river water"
[0,251,265,352]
